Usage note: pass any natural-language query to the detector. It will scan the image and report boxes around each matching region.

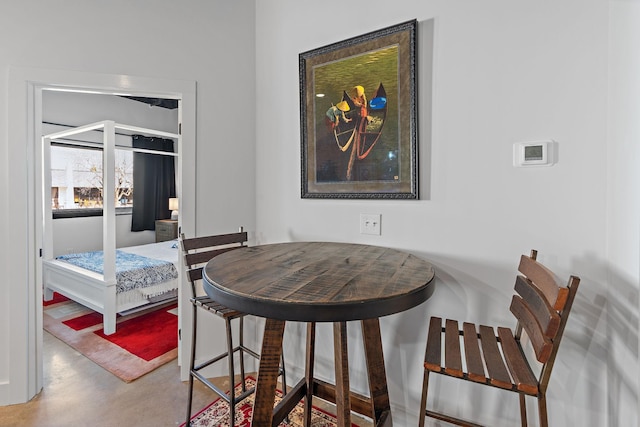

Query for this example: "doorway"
[5,66,196,404]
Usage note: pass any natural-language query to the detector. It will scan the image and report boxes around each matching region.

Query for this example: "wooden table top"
[202,241,435,322]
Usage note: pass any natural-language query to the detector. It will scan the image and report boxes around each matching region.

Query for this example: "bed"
[41,121,182,336]
[43,239,179,335]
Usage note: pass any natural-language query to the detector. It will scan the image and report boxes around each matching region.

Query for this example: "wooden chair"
[418,250,580,427]
[181,228,287,426]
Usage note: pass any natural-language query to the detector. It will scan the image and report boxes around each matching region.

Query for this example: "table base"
[252,319,393,427]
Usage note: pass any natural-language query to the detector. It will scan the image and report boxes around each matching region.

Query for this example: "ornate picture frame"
[300,20,418,199]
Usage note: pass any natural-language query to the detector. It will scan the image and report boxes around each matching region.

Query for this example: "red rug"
[93,307,177,361]
[43,292,178,382]
[183,376,363,427]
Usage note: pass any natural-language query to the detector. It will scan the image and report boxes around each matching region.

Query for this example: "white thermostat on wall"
[513,140,555,167]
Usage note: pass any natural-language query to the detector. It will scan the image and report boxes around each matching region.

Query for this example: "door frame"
[5,66,196,403]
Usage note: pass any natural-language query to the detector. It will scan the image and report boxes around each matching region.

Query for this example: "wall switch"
[360,213,381,235]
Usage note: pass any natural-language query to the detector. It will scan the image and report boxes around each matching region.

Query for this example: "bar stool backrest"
[180,229,248,299]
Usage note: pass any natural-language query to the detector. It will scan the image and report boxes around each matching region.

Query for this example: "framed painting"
[299,19,418,199]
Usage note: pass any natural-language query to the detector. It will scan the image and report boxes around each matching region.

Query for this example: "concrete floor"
[0,332,374,427]
[0,331,224,427]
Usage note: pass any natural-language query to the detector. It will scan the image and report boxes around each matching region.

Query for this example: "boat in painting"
[333,82,388,161]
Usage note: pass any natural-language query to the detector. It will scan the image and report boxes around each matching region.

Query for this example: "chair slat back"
[180,229,248,298]
[518,254,569,310]
[510,294,553,362]
[187,267,203,283]
[181,231,248,253]
[184,247,243,268]
[511,250,580,380]
[514,275,561,337]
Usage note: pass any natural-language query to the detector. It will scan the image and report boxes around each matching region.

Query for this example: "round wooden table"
[202,241,435,427]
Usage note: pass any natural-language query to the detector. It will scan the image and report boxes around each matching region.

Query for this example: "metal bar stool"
[181,228,287,426]
[418,249,580,427]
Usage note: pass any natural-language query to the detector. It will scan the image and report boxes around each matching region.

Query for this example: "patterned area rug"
[184,376,362,427]
[43,293,178,382]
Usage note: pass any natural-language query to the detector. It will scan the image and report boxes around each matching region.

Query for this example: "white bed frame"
[41,120,180,335]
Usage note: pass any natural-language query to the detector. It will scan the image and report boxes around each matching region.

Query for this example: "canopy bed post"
[102,120,117,334]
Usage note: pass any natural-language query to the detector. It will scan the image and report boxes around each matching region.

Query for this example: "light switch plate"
[360,213,381,235]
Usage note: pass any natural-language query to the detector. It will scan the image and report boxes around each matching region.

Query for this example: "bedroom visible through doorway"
[5,67,196,405]
[40,90,181,346]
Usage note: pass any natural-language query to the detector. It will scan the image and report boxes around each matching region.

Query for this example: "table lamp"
[169,198,179,220]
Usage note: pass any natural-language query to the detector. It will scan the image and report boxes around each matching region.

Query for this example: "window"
[51,144,133,218]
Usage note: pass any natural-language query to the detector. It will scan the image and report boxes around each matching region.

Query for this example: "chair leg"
[537,394,548,427]
[280,350,287,395]
[238,316,247,394]
[226,317,236,426]
[185,304,198,427]
[519,394,528,427]
[280,337,288,423]
[304,322,317,427]
[418,370,430,427]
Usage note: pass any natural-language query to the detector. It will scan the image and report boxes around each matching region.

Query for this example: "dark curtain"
[130,135,176,231]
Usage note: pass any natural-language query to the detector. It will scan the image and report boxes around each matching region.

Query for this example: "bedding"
[51,238,179,306]
[56,248,178,294]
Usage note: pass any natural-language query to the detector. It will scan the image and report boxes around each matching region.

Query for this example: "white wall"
[42,90,179,134]
[0,0,256,405]
[607,1,640,425]
[50,216,152,255]
[255,1,637,426]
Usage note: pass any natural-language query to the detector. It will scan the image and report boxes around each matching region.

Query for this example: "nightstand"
[155,219,178,242]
